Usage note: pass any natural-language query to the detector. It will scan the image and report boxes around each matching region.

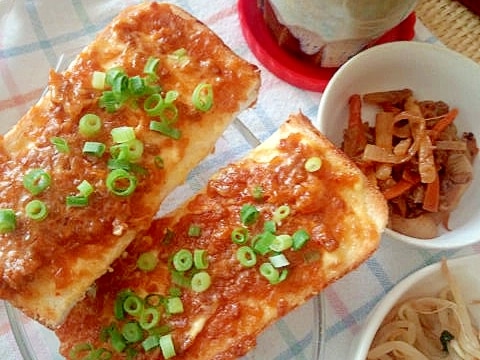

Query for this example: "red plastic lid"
[238,0,416,92]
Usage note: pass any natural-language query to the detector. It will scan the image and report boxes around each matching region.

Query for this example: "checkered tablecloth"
[1,1,479,359]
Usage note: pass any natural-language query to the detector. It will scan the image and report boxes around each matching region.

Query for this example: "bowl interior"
[317,41,480,249]
[349,253,480,360]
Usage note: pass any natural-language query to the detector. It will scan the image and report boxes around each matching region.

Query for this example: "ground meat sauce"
[0,0,259,306]
[56,131,367,359]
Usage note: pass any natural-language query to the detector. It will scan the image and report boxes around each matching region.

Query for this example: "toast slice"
[56,113,387,359]
[0,2,260,328]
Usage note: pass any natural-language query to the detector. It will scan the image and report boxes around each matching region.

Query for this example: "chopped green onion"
[125,139,144,162]
[92,71,106,90]
[149,120,181,140]
[123,294,144,316]
[154,156,164,169]
[128,75,146,96]
[269,253,290,268]
[272,205,290,223]
[139,307,160,330]
[188,224,202,237]
[166,297,184,314]
[114,290,132,320]
[292,229,310,250]
[111,126,136,144]
[66,195,89,207]
[193,249,209,270]
[252,232,275,255]
[83,141,106,157]
[107,325,126,353]
[94,348,113,360]
[0,209,16,234]
[263,220,276,234]
[99,90,121,113]
[251,185,264,202]
[259,262,280,284]
[106,169,137,197]
[236,246,257,267]
[25,200,48,221]
[164,90,179,104]
[240,204,259,226]
[231,227,249,245]
[172,249,193,272]
[144,93,164,116]
[79,114,102,137]
[69,343,94,360]
[136,251,158,272]
[192,83,213,112]
[50,136,69,153]
[168,48,189,66]
[158,102,179,124]
[105,67,126,87]
[144,57,160,77]
[270,234,292,252]
[142,335,159,352]
[191,271,211,293]
[111,73,129,97]
[159,334,176,359]
[305,156,322,172]
[23,168,51,195]
[77,180,94,197]
[122,322,143,343]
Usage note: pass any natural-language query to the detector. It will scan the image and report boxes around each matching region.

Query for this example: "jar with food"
[262,0,417,68]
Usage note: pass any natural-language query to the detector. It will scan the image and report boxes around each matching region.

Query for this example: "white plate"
[350,253,480,360]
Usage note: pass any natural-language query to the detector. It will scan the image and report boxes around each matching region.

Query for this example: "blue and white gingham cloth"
[1,1,479,359]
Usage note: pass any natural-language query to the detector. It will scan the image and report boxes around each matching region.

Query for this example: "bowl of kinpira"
[317,41,480,249]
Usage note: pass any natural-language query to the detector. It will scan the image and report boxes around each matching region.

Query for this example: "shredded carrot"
[430,108,459,140]
[423,173,440,212]
[382,178,415,200]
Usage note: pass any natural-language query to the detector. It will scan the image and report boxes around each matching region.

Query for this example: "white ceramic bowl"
[349,253,480,360]
[317,41,480,250]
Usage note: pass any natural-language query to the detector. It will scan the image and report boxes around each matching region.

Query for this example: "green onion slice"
[69,343,94,360]
[159,333,176,359]
[154,156,164,169]
[123,294,144,316]
[231,227,249,245]
[142,335,159,352]
[144,93,164,116]
[50,136,69,153]
[269,253,290,268]
[77,180,94,197]
[188,224,202,237]
[260,262,280,284]
[23,168,51,195]
[139,307,160,330]
[111,126,136,144]
[192,83,213,112]
[106,169,137,197]
[273,205,290,223]
[107,325,127,353]
[137,251,158,272]
[91,71,106,90]
[236,246,257,267]
[270,234,293,252]
[122,322,143,343]
[149,120,181,140]
[83,141,106,157]
[193,249,209,270]
[114,290,133,320]
[25,200,48,221]
[0,209,16,234]
[191,271,211,293]
[240,204,259,226]
[252,232,275,256]
[292,229,310,250]
[172,249,193,272]
[305,156,322,172]
[144,57,160,77]
[166,297,184,314]
[66,195,89,207]
[79,114,102,138]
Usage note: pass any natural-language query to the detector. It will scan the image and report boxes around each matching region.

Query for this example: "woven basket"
[415,0,480,63]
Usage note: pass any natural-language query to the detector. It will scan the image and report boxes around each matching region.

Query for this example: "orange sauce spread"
[57,132,363,359]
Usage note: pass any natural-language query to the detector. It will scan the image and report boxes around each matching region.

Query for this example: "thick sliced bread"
[0,2,260,328]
